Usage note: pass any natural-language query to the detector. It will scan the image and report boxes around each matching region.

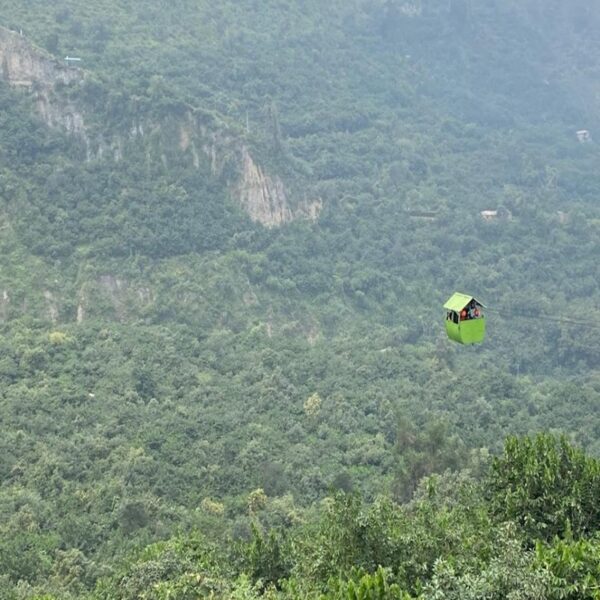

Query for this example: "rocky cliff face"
[0,26,82,88]
[237,148,321,227]
[0,289,8,322]
[0,25,320,227]
[0,26,87,138]
[238,148,292,226]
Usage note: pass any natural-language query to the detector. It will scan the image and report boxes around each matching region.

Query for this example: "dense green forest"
[0,0,599,597]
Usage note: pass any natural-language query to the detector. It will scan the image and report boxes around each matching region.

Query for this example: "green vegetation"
[84,437,600,599]
[0,0,599,597]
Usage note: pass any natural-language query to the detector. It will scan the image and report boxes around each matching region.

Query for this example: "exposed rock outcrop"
[0,25,321,227]
[43,290,59,324]
[0,26,88,145]
[72,278,156,325]
[0,289,8,322]
[0,26,82,88]
[238,148,292,226]
[238,148,322,227]
[36,89,87,136]
[76,301,85,324]
[97,275,127,321]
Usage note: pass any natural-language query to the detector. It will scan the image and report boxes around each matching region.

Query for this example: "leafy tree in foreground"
[488,433,600,541]
[535,535,600,600]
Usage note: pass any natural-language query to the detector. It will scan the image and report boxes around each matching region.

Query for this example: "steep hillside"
[0,1,599,597]
[1,2,599,350]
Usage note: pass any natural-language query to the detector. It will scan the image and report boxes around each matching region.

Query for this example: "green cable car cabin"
[444,292,486,344]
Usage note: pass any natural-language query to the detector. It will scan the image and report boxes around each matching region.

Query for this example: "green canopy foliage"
[0,0,599,597]
[488,434,600,541]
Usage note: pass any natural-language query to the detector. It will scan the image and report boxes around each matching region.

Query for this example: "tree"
[488,434,600,541]
[536,535,600,600]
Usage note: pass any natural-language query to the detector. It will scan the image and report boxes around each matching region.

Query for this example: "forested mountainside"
[0,1,599,598]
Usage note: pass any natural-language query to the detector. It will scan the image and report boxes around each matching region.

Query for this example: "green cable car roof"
[443,292,486,312]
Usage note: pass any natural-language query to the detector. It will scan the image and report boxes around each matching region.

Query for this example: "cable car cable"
[485,307,600,330]
[443,292,600,345]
